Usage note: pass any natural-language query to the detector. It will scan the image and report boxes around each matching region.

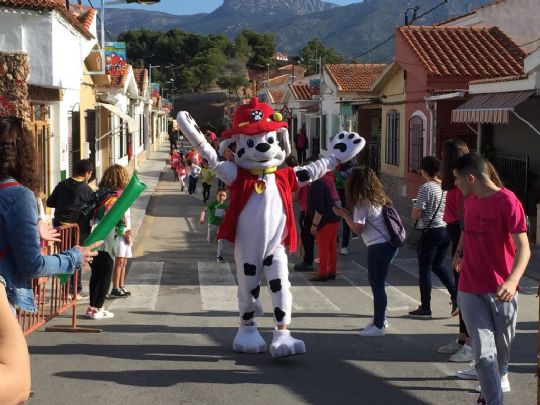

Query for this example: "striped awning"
[451,90,534,124]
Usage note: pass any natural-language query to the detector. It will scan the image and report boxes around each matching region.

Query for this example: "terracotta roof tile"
[69,3,96,30]
[324,64,386,92]
[0,0,94,39]
[266,74,290,86]
[268,89,285,104]
[397,26,525,79]
[133,68,148,95]
[469,73,528,85]
[290,84,313,100]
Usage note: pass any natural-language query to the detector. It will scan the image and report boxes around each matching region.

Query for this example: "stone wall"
[0,52,30,123]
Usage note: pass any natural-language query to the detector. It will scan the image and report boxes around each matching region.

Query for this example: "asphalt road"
[27,167,538,405]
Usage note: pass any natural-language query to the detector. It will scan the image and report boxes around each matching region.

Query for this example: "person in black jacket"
[47,159,94,296]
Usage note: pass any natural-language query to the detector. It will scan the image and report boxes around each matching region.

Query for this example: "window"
[321,114,327,150]
[118,118,127,159]
[385,110,400,166]
[408,114,425,171]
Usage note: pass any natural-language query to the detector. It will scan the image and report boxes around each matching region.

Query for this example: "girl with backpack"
[333,166,400,337]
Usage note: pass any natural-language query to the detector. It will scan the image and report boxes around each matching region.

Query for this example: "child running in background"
[200,160,215,203]
[176,155,188,192]
[187,160,201,195]
[170,149,180,181]
[199,188,228,263]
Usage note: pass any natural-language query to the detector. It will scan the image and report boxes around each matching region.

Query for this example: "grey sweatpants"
[458,291,518,405]
[207,224,224,258]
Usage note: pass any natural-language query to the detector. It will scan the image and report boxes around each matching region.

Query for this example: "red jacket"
[217,167,298,252]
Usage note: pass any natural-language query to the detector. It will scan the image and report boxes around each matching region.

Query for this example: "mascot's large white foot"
[270,329,306,358]
[233,324,267,354]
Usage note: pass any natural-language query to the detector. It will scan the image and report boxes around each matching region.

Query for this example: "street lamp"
[169,79,175,114]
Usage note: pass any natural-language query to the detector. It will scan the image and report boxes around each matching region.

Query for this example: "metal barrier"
[17,223,101,335]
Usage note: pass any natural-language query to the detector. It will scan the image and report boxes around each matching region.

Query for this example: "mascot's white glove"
[176,110,237,184]
[176,111,206,149]
[295,131,366,186]
[329,131,366,163]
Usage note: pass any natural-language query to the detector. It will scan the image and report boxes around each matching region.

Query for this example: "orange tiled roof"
[0,0,94,39]
[437,0,506,26]
[470,73,529,85]
[133,68,148,95]
[69,3,96,30]
[397,26,526,79]
[324,64,386,92]
[290,84,313,100]
[266,75,290,86]
[268,89,285,104]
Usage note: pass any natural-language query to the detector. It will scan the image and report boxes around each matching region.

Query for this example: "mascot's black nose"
[255,143,271,153]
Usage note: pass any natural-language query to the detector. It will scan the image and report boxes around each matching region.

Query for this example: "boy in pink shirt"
[453,153,530,405]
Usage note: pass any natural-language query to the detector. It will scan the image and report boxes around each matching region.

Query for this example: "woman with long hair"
[86,164,130,319]
[0,117,99,313]
[437,139,473,363]
[409,156,457,319]
[334,166,399,336]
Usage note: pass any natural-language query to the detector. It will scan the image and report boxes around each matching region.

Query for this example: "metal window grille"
[408,115,423,171]
[385,110,399,166]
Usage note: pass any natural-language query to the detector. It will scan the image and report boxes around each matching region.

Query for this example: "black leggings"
[89,251,114,308]
[202,182,211,202]
[447,221,468,337]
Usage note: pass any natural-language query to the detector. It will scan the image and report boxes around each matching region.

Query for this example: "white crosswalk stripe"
[197,261,341,313]
[198,261,238,311]
[343,260,419,311]
[107,261,164,310]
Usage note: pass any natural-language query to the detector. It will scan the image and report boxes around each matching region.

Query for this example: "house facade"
[394,25,526,197]
[439,0,540,53]
[0,0,97,199]
[452,47,540,224]
[320,64,385,157]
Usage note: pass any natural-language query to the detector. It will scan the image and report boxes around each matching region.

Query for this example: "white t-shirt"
[353,203,390,246]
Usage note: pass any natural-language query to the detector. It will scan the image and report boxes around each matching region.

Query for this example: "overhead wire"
[342,0,450,63]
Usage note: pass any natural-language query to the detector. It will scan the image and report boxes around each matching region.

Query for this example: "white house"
[319,64,385,155]
[0,0,97,195]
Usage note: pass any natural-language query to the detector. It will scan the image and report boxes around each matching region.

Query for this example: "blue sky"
[82,0,361,15]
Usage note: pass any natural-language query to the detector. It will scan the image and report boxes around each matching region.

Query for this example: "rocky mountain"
[214,0,337,15]
[104,0,493,61]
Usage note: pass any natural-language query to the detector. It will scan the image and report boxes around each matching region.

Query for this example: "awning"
[451,90,534,124]
[96,102,137,132]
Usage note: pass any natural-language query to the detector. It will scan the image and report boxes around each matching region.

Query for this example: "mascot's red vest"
[217,167,298,252]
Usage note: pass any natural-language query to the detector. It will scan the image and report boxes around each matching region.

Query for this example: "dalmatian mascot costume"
[177,97,365,358]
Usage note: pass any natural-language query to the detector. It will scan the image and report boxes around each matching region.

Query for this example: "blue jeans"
[417,227,456,311]
[367,242,398,328]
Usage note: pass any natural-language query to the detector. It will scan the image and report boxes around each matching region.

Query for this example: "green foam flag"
[58,172,147,284]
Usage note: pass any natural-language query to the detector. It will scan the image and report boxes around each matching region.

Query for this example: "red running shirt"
[459,188,527,294]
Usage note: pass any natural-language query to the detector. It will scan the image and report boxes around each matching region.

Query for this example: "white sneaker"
[476,373,510,393]
[456,361,477,380]
[340,247,349,255]
[449,344,473,362]
[91,309,114,320]
[357,323,385,337]
[437,339,462,354]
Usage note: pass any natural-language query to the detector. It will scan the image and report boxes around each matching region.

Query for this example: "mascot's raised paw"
[270,329,306,358]
[176,111,206,147]
[233,324,267,354]
[330,131,366,163]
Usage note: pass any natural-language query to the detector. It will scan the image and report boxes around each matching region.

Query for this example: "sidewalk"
[130,145,170,240]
